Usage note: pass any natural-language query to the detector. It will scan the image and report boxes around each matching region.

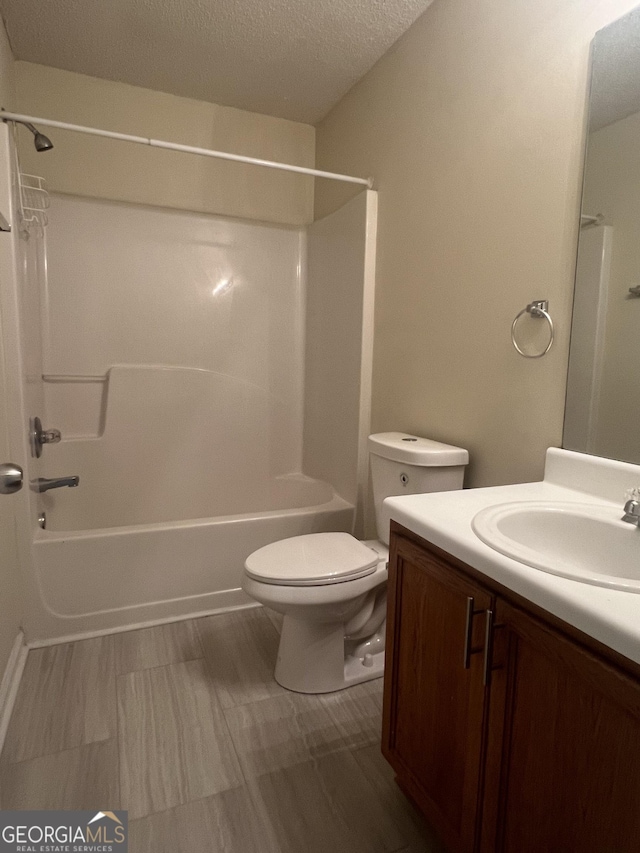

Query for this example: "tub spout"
[35,475,80,492]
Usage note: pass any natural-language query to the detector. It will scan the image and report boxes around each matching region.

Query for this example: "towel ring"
[511,300,554,359]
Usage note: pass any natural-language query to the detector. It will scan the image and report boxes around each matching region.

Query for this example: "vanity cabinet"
[382,524,640,853]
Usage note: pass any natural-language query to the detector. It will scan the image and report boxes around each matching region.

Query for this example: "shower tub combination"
[17,191,376,642]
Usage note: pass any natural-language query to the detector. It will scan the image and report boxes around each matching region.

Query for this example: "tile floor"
[0,606,443,852]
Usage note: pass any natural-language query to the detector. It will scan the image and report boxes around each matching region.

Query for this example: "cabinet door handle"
[483,609,494,686]
[463,596,482,669]
[463,597,474,668]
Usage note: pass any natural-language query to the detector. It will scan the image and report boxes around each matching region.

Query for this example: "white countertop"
[383,448,640,667]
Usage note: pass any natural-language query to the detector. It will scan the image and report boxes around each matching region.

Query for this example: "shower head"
[23,122,54,152]
[3,118,55,152]
[33,131,54,152]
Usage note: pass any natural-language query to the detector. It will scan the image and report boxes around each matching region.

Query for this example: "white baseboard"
[0,631,28,756]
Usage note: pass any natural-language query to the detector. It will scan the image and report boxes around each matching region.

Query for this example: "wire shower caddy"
[17,172,50,234]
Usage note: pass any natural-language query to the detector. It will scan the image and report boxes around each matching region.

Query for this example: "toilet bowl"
[243,432,469,694]
[243,533,389,693]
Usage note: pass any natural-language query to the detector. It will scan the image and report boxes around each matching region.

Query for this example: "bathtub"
[30,473,354,642]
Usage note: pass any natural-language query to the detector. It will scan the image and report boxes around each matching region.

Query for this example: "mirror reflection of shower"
[564,6,640,465]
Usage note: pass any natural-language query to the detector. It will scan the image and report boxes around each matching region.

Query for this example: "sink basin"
[472,501,640,593]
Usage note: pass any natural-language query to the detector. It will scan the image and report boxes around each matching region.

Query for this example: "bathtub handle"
[30,416,62,458]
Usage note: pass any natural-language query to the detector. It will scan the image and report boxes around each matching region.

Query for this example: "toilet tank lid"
[368,432,469,466]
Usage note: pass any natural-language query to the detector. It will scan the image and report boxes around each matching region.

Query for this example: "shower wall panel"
[42,194,305,483]
[303,190,377,534]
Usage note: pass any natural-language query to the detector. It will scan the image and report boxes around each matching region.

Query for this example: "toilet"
[242,432,469,693]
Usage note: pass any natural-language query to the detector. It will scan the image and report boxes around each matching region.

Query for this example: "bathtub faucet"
[35,475,80,492]
[622,487,640,525]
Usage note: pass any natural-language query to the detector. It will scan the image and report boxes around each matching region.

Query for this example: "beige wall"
[582,109,640,462]
[0,19,23,679]
[315,0,639,488]
[14,62,315,226]
[0,14,14,110]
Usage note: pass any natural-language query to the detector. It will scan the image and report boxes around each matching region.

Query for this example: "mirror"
[564,7,640,464]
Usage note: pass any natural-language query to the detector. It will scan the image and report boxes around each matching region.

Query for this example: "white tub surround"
[384,448,640,666]
[41,366,323,531]
[7,190,378,645]
[42,196,306,464]
[304,191,377,535]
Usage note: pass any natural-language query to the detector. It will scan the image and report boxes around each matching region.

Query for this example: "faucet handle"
[625,487,640,502]
[29,416,62,458]
[622,493,640,523]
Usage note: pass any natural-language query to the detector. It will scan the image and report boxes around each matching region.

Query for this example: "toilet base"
[274,613,385,694]
[343,648,385,689]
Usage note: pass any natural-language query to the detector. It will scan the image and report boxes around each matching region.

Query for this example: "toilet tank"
[368,432,469,545]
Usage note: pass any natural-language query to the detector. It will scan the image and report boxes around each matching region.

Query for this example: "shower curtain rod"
[1,111,373,188]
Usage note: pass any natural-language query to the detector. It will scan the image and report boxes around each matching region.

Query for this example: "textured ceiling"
[0,0,433,124]
[590,7,640,131]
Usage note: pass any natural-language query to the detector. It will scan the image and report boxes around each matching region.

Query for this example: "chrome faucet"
[35,475,79,493]
[622,488,640,525]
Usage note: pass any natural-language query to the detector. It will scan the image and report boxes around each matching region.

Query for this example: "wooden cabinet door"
[383,535,493,853]
[481,599,640,853]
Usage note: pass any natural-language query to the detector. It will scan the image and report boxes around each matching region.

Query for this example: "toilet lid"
[245,532,379,586]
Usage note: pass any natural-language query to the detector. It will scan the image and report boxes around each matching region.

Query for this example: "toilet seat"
[244,532,379,586]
